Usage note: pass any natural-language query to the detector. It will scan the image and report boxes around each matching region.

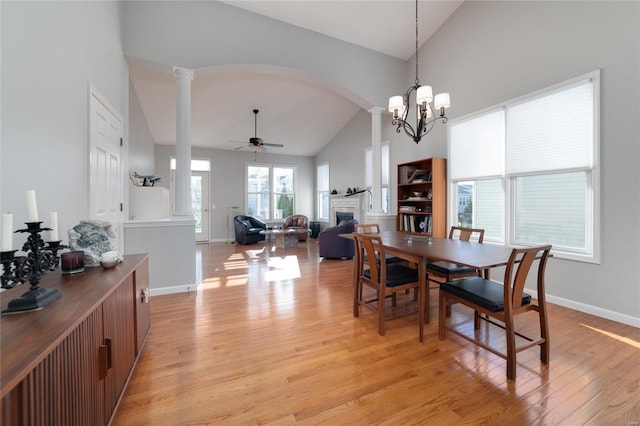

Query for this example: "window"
[365,142,390,213]
[317,163,330,220]
[448,71,599,263]
[246,164,295,220]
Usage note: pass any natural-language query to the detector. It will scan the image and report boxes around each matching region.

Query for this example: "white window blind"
[317,163,330,220]
[450,110,505,180]
[507,80,594,174]
[317,163,329,192]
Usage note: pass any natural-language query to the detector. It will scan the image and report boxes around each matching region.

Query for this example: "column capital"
[172,66,194,80]
[368,106,386,115]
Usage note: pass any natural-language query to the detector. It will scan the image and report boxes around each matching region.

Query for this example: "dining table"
[340,230,517,331]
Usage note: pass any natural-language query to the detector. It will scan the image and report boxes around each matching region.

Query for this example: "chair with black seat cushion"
[426,226,485,290]
[352,224,404,317]
[234,215,267,245]
[438,244,552,380]
[354,233,425,341]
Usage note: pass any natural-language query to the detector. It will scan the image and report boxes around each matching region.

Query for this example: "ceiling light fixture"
[388,0,451,144]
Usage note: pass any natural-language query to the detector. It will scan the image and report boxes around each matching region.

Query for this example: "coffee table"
[260,229,298,248]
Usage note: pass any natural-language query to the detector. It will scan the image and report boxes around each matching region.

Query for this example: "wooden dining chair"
[354,223,381,233]
[352,224,403,318]
[426,226,485,290]
[438,244,552,380]
[354,233,425,341]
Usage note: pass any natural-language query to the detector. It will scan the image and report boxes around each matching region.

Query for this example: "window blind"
[507,80,594,174]
[450,110,505,180]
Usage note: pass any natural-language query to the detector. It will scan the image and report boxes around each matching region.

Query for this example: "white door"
[192,171,209,242]
[170,170,210,242]
[89,86,124,248]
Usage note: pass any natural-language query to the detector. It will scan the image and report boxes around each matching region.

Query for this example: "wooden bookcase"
[397,157,446,238]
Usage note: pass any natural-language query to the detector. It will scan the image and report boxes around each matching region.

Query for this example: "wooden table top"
[342,230,515,270]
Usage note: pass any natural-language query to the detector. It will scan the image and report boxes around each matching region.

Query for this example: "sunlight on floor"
[581,323,640,349]
[265,255,301,282]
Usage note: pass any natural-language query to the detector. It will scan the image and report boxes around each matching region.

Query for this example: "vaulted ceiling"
[128,1,462,157]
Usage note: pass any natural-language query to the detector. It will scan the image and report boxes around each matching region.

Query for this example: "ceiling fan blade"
[234,145,247,150]
[262,142,284,148]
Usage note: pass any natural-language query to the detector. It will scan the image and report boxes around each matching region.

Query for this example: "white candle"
[49,211,59,241]
[1,213,12,251]
[26,190,39,222]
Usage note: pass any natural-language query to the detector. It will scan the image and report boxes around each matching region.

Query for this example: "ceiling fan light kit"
[389,0,451,144]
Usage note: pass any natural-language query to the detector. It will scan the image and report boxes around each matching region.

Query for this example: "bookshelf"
[397,157,446,238]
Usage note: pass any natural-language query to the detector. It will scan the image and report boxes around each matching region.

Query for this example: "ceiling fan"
[233,109,284,152]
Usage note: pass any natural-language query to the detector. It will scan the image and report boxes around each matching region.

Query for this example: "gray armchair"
[318,219,358,259]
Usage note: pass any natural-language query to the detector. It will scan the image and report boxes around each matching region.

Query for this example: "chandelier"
[388,0,450,144]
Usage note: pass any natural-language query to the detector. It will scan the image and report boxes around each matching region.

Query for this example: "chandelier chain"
[414,0,419,86]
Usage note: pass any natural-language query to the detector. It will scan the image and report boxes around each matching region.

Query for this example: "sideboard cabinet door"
[134,256,151,354]
[102,274,136,420]
[1,307,106,425]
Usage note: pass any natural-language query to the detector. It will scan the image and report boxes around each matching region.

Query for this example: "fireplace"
[329,194,364,226]
[336,211,354,224]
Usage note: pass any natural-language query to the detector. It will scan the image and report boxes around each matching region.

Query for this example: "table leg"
[419,257,427,341]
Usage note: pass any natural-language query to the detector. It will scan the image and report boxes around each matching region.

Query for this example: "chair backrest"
[449,226,485,244]
[503,245,552,311]
[355,233,387,285]
[354,223,381,234]
[284,215,308,228]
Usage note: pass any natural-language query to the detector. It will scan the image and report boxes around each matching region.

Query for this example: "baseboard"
[526,288,640,328]
[209,238,233,243]
[150,283,200,296]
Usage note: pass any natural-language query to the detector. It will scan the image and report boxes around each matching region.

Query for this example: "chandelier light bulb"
[416,85,433,105]
[388,95,405,118]
[434,93,451,110]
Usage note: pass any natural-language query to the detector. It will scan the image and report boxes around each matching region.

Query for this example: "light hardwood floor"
[113,240,640,425]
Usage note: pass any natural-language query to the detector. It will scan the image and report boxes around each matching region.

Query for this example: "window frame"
[316,162,330,221]
[365,142,390,213]
[245,162,296,221]
[447,70,600,263]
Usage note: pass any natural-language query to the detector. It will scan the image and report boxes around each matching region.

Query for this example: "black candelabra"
[1,222,66,314]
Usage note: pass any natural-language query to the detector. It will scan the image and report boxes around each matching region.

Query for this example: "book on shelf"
[406,196,428,201]
[408,169,432,183]
[399,165,418,184]
[398,214,431,233]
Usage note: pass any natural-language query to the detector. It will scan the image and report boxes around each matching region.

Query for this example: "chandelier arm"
[420,116,438,137]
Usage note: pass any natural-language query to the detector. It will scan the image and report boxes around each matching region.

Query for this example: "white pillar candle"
[26,190,39,222]
[49,211,59,241]
[1,213,13,251]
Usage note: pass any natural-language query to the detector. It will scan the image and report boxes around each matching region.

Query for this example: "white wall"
[1,1,129,250]
[315,109,371,196]
[319,1,640,325]
[128,80,155,175]
[154,145,314,241]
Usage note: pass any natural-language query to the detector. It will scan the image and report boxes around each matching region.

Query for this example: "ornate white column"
[172,66,194,217]
[368,107,385,213]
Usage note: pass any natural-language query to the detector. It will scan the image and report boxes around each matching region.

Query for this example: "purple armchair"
[318,219,359,259]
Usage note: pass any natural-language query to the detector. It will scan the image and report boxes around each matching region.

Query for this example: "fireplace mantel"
[330,193,366,226]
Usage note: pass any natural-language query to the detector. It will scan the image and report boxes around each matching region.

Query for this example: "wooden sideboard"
[0,253,150,425]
